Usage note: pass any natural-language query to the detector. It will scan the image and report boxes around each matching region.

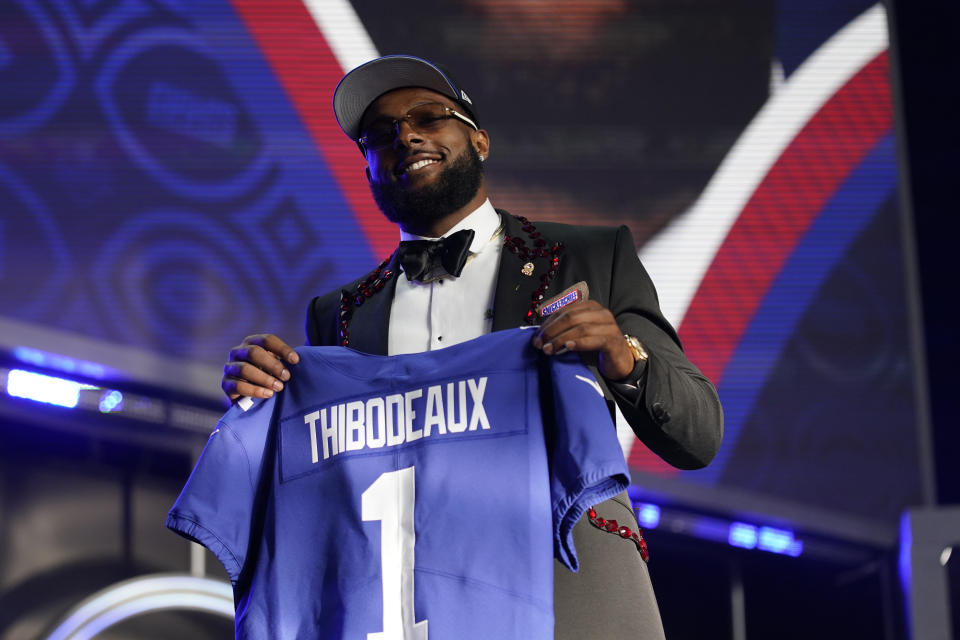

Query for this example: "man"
[221,55,722,638]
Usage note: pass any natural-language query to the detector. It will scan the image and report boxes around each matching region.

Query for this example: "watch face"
[626,335,648,361]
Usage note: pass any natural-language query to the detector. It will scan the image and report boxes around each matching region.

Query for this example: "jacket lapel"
[343,253,399,356]
[492,211,563,331]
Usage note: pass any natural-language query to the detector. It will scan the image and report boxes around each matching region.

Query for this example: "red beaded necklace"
[502,215,566,325]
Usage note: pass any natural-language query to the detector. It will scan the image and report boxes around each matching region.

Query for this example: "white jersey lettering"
[305,377,492,462]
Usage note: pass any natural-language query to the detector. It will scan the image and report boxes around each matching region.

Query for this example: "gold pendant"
[521,262,535,276]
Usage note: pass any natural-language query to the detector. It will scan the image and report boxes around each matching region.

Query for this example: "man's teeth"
[405,159,438,173]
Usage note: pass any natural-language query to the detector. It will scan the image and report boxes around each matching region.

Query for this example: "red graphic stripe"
[229,0,397,259]
[628,51,892,474]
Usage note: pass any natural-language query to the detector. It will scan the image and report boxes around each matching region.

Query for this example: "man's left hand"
[531,300,635,381]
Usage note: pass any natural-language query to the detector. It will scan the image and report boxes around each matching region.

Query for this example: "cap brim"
[334,55,466,140]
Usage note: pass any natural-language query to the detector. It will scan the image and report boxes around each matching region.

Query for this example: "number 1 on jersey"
[362,466,429,639]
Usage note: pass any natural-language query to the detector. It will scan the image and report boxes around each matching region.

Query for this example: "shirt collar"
[399,199,500,254]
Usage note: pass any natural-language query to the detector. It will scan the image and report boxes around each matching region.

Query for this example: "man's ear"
[473,129,490,160]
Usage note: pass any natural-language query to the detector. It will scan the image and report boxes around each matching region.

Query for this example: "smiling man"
[219,55,723,639]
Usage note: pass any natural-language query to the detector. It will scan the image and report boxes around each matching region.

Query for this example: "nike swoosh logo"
[575,374,604,397]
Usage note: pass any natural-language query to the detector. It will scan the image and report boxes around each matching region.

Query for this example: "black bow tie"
[397,229,476,283]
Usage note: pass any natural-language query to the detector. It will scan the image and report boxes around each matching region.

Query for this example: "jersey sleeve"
[545,354,631,572]
[165,397,276,583]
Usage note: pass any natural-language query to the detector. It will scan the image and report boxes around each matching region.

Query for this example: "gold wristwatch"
[624,335,648,364]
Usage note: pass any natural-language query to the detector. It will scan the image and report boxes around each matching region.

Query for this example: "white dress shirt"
[388,199,503,355]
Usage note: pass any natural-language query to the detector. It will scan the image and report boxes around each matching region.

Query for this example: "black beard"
[370,145,483,233]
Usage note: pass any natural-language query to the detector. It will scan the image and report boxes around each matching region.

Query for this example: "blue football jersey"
[167,327,630,639]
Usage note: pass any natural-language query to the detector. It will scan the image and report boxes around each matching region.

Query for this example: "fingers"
[222,334,299,402]
[531,301,635,380]
[533,301,618,352]
[535,322,621,358]
[244,334,299,365]
[228,344,291,382]
[222,374,277,401]
[223,360,285,393]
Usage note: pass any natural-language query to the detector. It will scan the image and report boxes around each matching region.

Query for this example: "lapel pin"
[521,262,535,276]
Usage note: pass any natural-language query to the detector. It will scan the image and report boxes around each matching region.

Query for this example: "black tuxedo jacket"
[306,211,722,470]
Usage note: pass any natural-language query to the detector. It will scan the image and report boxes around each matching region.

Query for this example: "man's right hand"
[221,334,300,402]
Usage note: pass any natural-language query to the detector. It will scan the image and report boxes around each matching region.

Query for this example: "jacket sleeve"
[605,225,724,470]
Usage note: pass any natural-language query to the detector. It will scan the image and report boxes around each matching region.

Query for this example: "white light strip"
[300,0,380,72]
[44,574,233,640]
[639,4,889,327]
[6,370,87,408]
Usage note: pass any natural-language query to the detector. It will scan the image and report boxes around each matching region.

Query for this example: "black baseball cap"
[333,55,478,141]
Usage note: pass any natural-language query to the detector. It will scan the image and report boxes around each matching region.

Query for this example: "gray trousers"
[553,491,666,639]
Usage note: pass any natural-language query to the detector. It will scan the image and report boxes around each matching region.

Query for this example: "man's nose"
[393,118,423,148]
